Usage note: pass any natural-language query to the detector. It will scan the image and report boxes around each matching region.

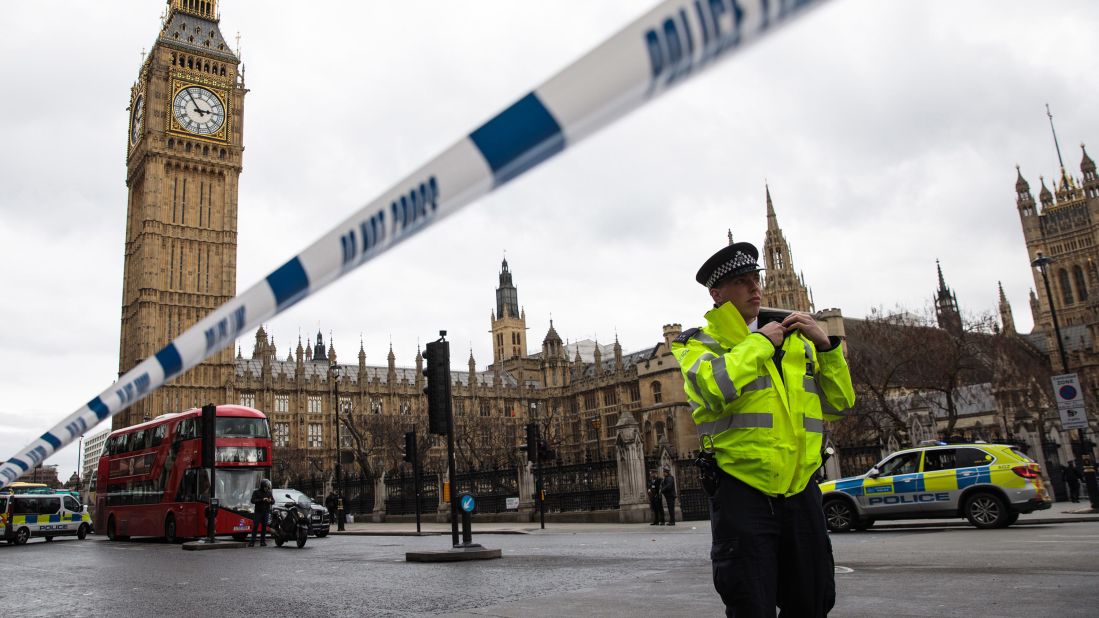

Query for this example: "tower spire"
[1046,104,1065,170]
[934,260,962,334]
[759,185,813,312]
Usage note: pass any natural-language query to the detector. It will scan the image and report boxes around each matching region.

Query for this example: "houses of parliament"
[115,1,1095,476]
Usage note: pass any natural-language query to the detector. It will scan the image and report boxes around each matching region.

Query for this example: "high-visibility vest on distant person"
[672,302,856,497]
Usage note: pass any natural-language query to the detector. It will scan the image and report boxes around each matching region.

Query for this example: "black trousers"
[250,512,268,544]
[651,495,665,524]
[709,471,834,617]
[664,495,676,524]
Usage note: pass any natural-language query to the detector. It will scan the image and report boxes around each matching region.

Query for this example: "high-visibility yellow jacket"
[672,302,855,497]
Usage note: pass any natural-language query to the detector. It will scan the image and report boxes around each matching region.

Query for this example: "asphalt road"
[2,522,1097,617]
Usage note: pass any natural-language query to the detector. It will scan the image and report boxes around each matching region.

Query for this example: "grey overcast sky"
[2,1,1097,479]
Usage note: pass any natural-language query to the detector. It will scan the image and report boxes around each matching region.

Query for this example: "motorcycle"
[269,496,310,548]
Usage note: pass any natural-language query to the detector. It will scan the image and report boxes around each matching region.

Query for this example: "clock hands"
[184,88,210,117]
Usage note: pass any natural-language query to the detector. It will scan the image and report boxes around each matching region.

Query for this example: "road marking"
[834,566,854,574]
[1021,540,1099,544]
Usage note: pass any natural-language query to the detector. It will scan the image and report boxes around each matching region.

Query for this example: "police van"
[2,491,93,545]
[819,443,1051,531]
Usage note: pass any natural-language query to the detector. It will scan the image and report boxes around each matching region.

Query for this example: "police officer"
[648,469,665,525]
[673,242,855,617]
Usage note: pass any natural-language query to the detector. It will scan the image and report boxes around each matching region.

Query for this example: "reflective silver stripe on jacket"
[742,375,772,394]
[686,353,719,408]
[803,376,818,394]
[692,331,726,356]
[697,412,773,435]
[803,417,824,433]
[711,356,738,403]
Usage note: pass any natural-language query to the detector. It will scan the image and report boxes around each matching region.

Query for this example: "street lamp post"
[1032,253,1099,508]
[330,364,346,531]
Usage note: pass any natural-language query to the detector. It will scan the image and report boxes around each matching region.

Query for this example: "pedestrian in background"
[673,242,855,616]
[249,478,273,547]
[648,469,664,525]
[1065,461,1082,503]
[325,492,338,524]
[661,467,677,526]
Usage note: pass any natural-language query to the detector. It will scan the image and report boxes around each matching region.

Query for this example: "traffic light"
[423,336,452,435]
[201,403,217,468]
[538,440,556,462]
[525,423,539,460]
[403,431,416,463]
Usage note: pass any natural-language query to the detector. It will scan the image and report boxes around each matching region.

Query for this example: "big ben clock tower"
[117,0,245,428]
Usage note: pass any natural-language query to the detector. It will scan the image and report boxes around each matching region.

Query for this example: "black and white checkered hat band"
[705,252,757,288]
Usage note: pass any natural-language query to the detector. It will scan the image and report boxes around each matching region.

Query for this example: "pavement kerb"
[327,509,1099,537]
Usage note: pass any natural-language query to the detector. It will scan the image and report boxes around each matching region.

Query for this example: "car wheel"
[78,524,89,540]
[823,498,856,532]
[964,492,1009,529]
[314,531,328,538]
[44,535,53,542]
[15,527,30,545]
[1002,511,1020,528]
[164,514,178,544]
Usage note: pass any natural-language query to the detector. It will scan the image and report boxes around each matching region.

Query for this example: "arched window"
[1074,264,1089,301]
[650,381,663,403]
[1059,269,1075,304]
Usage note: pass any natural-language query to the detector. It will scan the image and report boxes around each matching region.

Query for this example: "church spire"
[759,185,813,312]
[998,281,1016,335]
[934,260,962,334]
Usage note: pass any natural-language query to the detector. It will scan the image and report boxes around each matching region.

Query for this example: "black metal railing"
[384,472,439,515]
[673,457,709,521]
[837,444,883,479]
[541,458,619,512]
[453,467,518,514]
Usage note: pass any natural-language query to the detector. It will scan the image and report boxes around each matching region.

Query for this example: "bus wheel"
[107,516,129,542]
[14,527,30,545]
[78,524,89,540]
[164,514,178,544]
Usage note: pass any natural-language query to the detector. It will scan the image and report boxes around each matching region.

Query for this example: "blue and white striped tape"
[0,0,827,487]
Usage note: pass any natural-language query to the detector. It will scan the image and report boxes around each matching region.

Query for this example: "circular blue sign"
[460,493,475,513]
[1060,385,1078,400]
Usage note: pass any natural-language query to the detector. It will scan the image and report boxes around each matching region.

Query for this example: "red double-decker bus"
[95,404,271,542]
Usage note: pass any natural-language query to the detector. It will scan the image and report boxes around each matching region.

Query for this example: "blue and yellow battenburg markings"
[0,0,829,487]
[832,466,999,497]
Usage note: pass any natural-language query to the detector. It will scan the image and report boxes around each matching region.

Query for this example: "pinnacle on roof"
[1015,164,1030,193]
[1039,176,1052,201]
[1082,144,1096,174]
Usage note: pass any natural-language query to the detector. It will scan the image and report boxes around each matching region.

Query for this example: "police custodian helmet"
[695,242,764,288]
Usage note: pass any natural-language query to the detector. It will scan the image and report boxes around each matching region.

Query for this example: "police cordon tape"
[0,0,828,487]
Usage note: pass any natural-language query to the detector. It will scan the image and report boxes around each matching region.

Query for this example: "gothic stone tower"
[490,258,528,364]
[117,0,244,427]
[760,185,814,312]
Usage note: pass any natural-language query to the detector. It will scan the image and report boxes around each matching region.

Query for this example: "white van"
[2,492,93,545]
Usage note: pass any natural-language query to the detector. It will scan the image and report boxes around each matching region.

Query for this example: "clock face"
[130,94,145,144]
[172,86,225,135]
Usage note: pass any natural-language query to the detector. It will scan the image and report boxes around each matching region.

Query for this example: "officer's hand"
[781,312,830,349]
[757,321,784,347]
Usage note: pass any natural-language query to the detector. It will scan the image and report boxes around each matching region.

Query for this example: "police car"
[2,491,94,545]
[820,443,1051,531]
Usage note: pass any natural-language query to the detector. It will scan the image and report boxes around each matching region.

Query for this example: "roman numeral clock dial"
[172,85,225,135]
